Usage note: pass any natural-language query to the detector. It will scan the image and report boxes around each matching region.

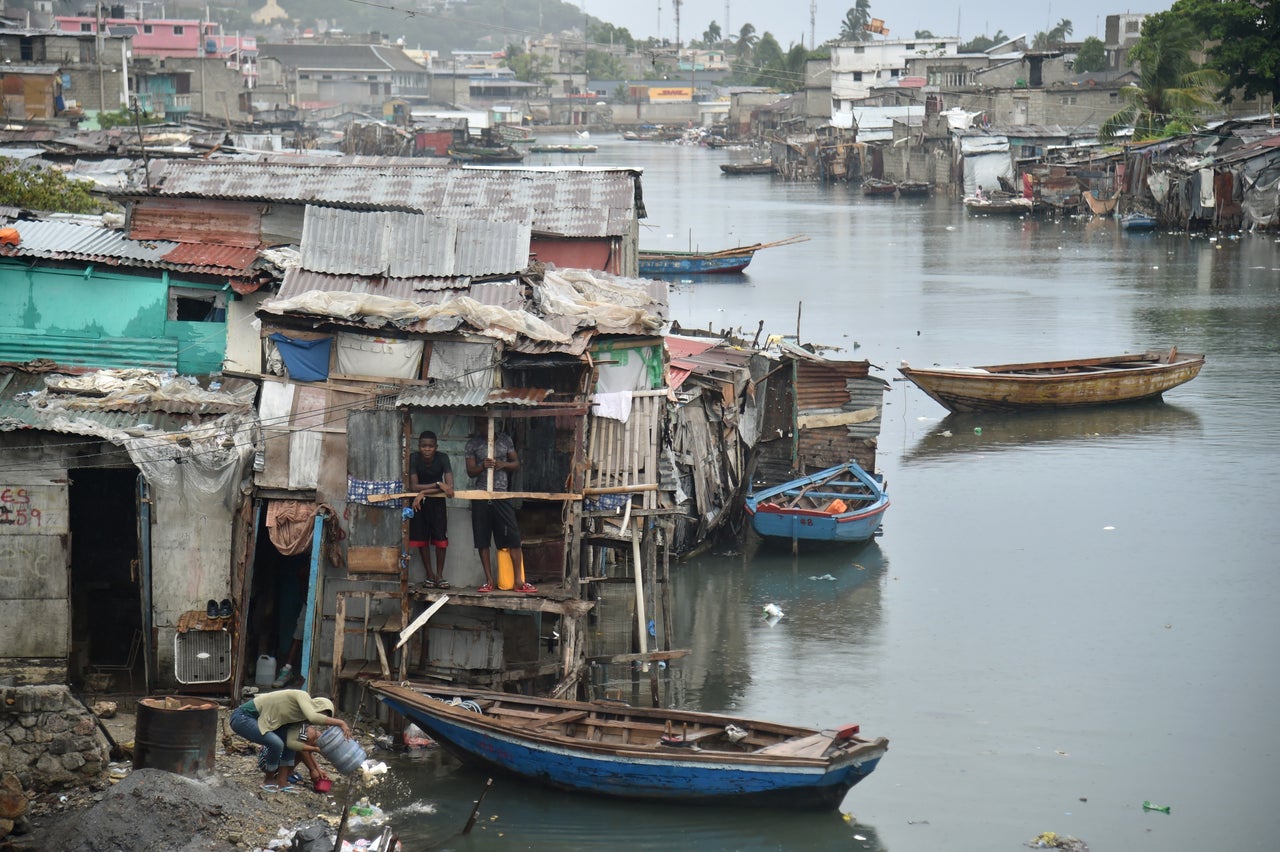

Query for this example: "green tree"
[1173,0,1280,106]
[752,31,785,80]
[1100,11,1226,140]
[1032,18,1072,49]
[1074,36,1106,73]
[0,162,101,213]
[735,23,758,60]
[502,44,553,84]
[959,30,1007,53]
[839,0,872,42]
[585,49,624,79]
[589,22,637,52]
[914,30,935,38]
[703,21,722,45]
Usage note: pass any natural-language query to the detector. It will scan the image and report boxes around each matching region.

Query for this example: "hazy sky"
[583,0,1172,47]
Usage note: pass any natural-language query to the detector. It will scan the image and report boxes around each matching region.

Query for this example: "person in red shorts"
[409,430,454,588]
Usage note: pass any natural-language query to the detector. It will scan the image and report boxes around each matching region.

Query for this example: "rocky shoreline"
[3,704,394,852]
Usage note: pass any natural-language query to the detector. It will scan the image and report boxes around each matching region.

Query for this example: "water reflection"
[902,401,1203,464]
[381,749,888,851]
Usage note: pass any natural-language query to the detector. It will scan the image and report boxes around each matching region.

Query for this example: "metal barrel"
[132,696,219,777]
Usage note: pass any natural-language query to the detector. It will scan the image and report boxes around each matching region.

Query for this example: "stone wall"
[0,686,109,790]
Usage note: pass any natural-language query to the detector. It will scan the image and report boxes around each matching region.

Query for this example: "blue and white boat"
[744,460,889,544]
[372,681,887,810]
[637,235,809,277]
[1120,212,1159,231]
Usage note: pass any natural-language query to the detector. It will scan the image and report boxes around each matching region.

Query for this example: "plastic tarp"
[1242,171,1280,229]
[425,339,497,388]
[269,333,332,382]
[535,269,666,334]
[35,371,255,414]
[335,333,424,379]
[125,413,258,513]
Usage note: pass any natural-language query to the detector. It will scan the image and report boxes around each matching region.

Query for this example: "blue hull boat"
[1120,213,1158,231]
[745,460,889,543]
[372,682,887,810]
[638,235,809,277]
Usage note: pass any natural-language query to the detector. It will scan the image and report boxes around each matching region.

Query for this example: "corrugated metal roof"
[0,369,208,436]
[277,268,474,301]
[146,159,643,237]
[161,242,261,272]
[396,383,550,408]
[4,219,178,262]
[300,206,531,277]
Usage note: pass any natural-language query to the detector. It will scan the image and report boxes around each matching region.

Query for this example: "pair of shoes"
[422,579,437,589]
[516,582,538,594]
[260,784,280,794]
[476,582,494,593]
[279,785,300,794]
[218,598,232,618]
[206,599,219,618]
[271,664,293,689]
[436,580,451,589]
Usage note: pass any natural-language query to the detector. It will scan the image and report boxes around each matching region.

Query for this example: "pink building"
[54,15,254,59]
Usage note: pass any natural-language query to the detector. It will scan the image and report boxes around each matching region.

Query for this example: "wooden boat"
[371,681,888,810]
[861,177,898,196]
[720,161,775,175]
[638,235,808,276]
[1120,212,1158,231]
[1083,190,1118,216]
[530,143,598,153]
[448,144,524,163]
[897,347,1205,413]
[963,193,1033,215]
[745,460,889,544]
[896,180,932,197]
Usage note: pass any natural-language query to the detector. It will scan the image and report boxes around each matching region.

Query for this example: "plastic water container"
[316,725,367,775]
[253,655,276,688]
[497,548,515,590]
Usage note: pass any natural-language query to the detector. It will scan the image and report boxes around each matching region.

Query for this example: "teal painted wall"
[0,261,227,374]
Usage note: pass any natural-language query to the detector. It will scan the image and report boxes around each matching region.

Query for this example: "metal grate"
[174,629,232,684]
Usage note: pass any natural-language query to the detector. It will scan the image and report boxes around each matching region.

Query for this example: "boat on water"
[638,235,809,276]
[861,177,898,196]
[745,460,889,544]
[530,143,599,153]
[1083,190,1119,216]
[371,681,888,810]
[898,347,1205,414]
[1120,212,1159,231]
[720,161,775,175]
[896,180,932,197]
[448,144,525,163]
[963,193,1034,215]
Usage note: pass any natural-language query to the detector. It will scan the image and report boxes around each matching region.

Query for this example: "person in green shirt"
[229,689,351,791]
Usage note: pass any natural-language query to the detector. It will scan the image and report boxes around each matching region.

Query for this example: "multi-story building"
[830,37,960,127]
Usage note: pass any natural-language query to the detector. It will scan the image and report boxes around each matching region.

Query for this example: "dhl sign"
[648,86,693,102]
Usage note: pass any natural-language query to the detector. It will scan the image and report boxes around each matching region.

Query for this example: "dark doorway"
[69,467,142,689]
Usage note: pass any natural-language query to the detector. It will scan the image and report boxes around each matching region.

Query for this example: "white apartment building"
[830,37,960,127]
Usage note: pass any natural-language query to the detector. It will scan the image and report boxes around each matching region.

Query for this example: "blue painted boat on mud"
[372,681,887,810]
[744,460,889,543]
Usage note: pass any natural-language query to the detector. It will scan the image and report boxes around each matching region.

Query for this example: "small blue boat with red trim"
[745,460,889,544]
[371,681,887,809]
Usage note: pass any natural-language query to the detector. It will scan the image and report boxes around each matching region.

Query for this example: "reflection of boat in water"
[903,401,1204,463]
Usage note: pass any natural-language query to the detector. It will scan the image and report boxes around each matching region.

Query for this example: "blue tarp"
[270,333,332,382]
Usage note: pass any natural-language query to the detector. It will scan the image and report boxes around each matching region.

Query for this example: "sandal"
[279,785,300,794]
[516,582,538,594]
[421,579,436,589]
[476,582,493,593]
[260,784,280,794]
[436,580,451,589]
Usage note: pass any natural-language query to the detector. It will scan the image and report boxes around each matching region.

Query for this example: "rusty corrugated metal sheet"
[396,384,549,408]
[794,359,870,410]
[161,242,260,272]
[145,159,643,237]
[299,206,530,277]
[129,198,263,248]
[0,369,221,435]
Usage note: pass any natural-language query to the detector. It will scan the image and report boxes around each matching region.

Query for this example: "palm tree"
[735,23,758,60]
[703,21,722,46]
[1100,13,1225,140]
[839,0,872,42]
[1032,18,1073,49]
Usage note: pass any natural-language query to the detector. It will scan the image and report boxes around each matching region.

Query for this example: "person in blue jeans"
[229,688,350,791]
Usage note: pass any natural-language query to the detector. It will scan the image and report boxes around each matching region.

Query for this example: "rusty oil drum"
[133,696,219,777]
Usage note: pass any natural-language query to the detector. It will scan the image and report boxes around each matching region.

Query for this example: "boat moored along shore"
[638,235,809,276]
[372,681,888,810]
[898,347,1205,413]
[745,460,889,544]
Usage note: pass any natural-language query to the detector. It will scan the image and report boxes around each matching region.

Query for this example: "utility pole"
[96,2,105,115]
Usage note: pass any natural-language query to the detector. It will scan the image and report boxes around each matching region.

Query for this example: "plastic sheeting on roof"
[534,268,666,333]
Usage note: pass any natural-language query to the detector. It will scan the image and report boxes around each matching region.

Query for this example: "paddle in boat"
[638,235,809,276]
[898,346,1205,414]
[371,681,888,810]
[744,460,890,544]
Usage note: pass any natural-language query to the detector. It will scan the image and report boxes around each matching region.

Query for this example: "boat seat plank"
[521,710,590,729]
[754,732,832,757]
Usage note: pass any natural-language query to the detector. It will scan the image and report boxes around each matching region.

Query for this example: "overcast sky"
[584,0,1173,48]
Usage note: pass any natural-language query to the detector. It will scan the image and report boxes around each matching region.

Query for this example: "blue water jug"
[315,725,366,775]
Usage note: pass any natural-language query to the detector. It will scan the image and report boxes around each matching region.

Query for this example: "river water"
[371,137,1280,851]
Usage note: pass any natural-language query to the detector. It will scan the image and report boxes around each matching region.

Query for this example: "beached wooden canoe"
[371,681,887,810]
[898,347,1205,413]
